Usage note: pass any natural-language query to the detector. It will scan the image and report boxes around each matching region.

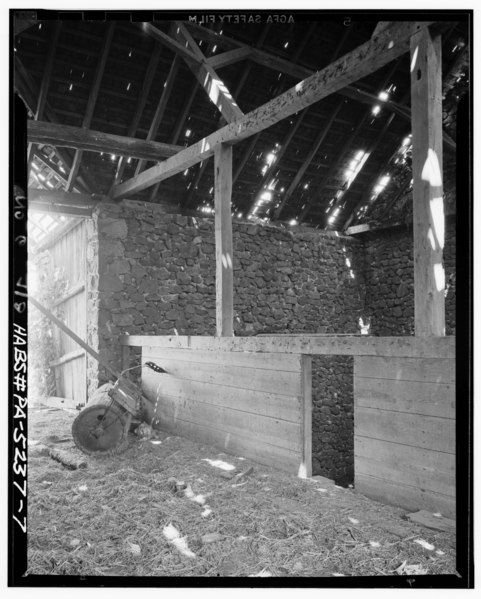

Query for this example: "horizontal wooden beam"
[28,187,107,206]
[112,21,435,199]
[28,120,183,161]
[28,202,93,218]
[120,334,455,359]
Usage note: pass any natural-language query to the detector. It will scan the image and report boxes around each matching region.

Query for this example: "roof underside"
[14,14,470,243]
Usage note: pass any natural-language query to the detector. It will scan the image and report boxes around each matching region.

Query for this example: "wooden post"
[214,143,234,337]
[410,28,445,336]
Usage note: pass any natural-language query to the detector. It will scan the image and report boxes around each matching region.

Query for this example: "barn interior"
[14,12,470,574]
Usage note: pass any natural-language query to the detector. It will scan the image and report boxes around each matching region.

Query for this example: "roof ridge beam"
[112,21,437,200]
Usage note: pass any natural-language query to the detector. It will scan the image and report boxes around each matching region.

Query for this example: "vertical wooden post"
[301,354,312,478]
[410,28,445,336]
[214,143,234,336]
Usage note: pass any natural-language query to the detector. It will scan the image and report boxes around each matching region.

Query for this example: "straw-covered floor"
[26,406,457,578]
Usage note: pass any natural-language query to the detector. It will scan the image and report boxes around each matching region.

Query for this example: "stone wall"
[91,200,366,483]
[363,219,456,336]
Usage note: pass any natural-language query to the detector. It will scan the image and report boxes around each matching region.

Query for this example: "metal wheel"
[72,403,130,456]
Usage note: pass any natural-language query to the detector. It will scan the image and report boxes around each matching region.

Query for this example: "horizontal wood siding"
[354,355,455,518]
[141,347,312,476]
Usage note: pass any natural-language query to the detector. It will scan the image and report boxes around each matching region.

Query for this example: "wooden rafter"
[15,56,92,193]
[184,24,272,209]
[206,47,253,69]
[134,53,181,177]
[28,188,107,206]
[247,110,307,217]
[67,23,115,191]
[299,59,401,225]
[273,103,342,221]
[29,120,183,161]
[271,24,349,221]
[138,23,200,64]
[27,22,61,170]
[151,26,228,204]
[111,22,436,200]
[112,43,162,187]
[173,21,244,124]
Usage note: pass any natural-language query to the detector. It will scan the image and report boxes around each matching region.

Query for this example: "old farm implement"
[29,295,166,456]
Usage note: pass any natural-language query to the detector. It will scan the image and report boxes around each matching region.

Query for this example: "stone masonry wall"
[363,220,456,336]
[91,200,367,483]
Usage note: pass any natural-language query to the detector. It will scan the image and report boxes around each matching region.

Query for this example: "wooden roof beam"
[112,22,436,200]
[67,23,115,191]
[28,188,107,206]
[135,53,182,177]
[138,23,201,64]
[27,22,60,170]
[112,43,162,187]
[184,24,272,209]
[15,56,92,193]
[29,120,184,161]
[206,47,253,69]
[299,59,401,225]
[173,22,244,123]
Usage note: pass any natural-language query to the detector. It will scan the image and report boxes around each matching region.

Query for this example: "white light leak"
[183,169,189,176]
[111,154,116,161]
[126,82,131,91]
[32,162,40,171]
[373,174,391,196]
[402,134,412,147]
[284,41,289,49]
[237,212,243,218]
[209,187,213,194]
[260,191,272,202]
[127,157,131,164]
[212,45,217,53]
[200,206,214,214]
[46,180,54,188]
[289,219,298,226]
[39,23,42,29]
[129,51,132,58]
[185,129,192,137]
[69,83,73,91]
[38,174,46,182]
[303,183,309,189]
[372,104,381,116]
[378,90,389,102]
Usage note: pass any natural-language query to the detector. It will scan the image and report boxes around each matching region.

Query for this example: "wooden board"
[142,354,302,397]
[354,356,455,384]
[354,377,455,418]
[354,354,455,518]
[141,346,311,476]
[121,334,456,359]
[355,472,455,519]
[355,406,455,453]
[143,346,304,372]
[142,374,302,423]
[355,436,455,497]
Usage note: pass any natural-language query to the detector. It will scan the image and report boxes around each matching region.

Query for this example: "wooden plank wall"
[354,355,455,518]
[141,346,312,477]
[47,220,88,405]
